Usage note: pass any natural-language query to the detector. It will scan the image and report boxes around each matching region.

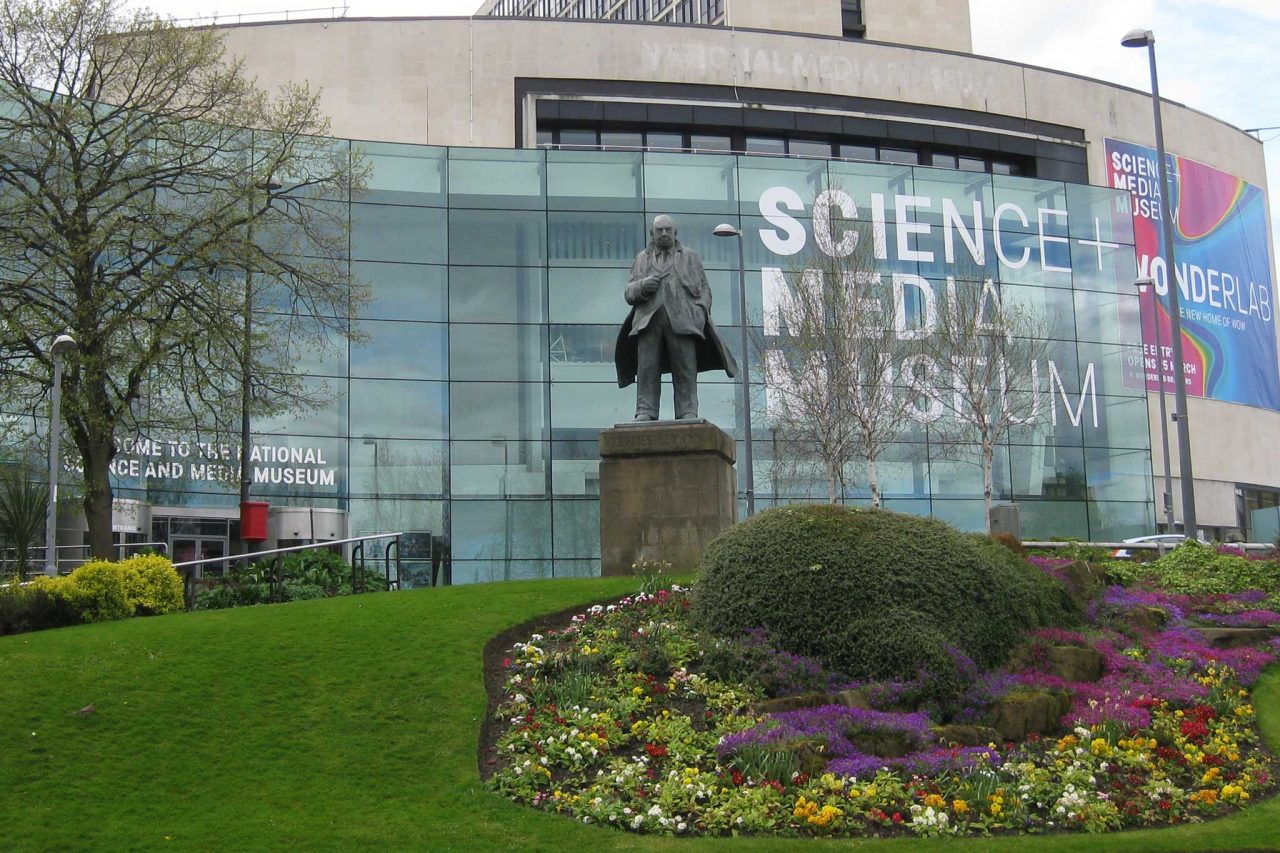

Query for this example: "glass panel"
[547,150,643,210]
[1000,283,1077,341]
[928,499,985,531]
[554,559,600,579]
[348,498,445,551]
[450,499,553,560]
[958,155,986,173]
[737,156,828,217]
[348,438,447,498]
[1067,183,1135,245]
[1089,395,1151,450]
[351,204,447,264]
[550,381,635,430]
[1074,288,1142,346]
[1008,443,1086,498]
[930,152,958,169]
[928,445,1011,499]
[450,382,546,440]
[549,325,617,382]
[600,132,643,151]
[448,209,547,266]
[549,268,630,324]
[789,139,832,158]
[256,377,346,437]
[553,500,600,558]
[558,129,597,149]
[1018,499,1089,540]
[356,141,447,206]
[350,378,447,439]
[691,134,732,152]
[450,266,547,324]
[1076,341,1146,398]
[991,175,1067,237]
[1069,237,1138,294]
[451,559,554,585]
[646,132,684,151]
[351,320,447,380]
[1085,446,1153,503]
[642,152,737,214]
[552,436,600,496]
[880,148,920,165]
[258,315,348,376]
[744,136,786,155]
[548,211,647,266]
[451,440,548,496]
[356,262,447,321]
[1088,499,1155,541]
[839,143,877,161]
[450,324,548,382]
[241,435,346,501]
[448,148,545,209]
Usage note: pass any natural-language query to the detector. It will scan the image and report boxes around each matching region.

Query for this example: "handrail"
[1023,540,1274,552]
[172,532,404,570]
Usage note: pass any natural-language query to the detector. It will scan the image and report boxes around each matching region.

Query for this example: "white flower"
[631,815,644,829]
[648,805,663,817]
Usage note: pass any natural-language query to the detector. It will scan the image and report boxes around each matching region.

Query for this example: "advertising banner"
[1105,138,1280,411]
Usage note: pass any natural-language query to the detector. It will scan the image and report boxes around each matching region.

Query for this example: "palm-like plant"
[0,467,49,580]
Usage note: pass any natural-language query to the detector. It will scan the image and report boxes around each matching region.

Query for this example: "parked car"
[1110,534,1202,559]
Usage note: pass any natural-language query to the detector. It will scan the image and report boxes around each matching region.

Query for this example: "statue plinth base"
[598,419,737,577]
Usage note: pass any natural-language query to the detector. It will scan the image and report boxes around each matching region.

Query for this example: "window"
[646,131,684,151]
[788,138,833,158]
[690,133,732,152]
[841,0,864,38]
[880,147,919,165]
[744,136,786,155]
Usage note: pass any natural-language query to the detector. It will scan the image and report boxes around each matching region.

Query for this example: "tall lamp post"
[713,223,754,517]
[1122,28,1197,536]
[45,333,77,576]
[1135,276,1174,531]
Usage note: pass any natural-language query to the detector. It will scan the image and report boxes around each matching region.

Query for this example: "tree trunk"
[81,441,116,560]
[868,455,881,509]
[826,459,839,504]
[982,442,995,534]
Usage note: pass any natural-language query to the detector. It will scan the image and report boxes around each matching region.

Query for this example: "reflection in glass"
[351,320,446,380]
[357,141,446,206]
[451,440,548,496]
[549,211,646,266]
[449,209,547,266]
[348,438,446,497]
[351,379,447,439]
[357,262,447,321]
[448,148,545,209]
[451,499,552,561]
[547,150,643,210]
[451,382,546,441]
[450,267,546,324]
[351,204,447,264]
[553,500,600,558]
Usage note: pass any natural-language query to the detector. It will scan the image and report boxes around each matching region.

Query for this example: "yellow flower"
[1191,788,1218,805]
[923,793,945,808]
[1090,737,1111,756]
[1202,766,1222,784]
[953,799,969,814]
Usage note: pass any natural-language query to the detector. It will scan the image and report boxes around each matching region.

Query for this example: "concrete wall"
[214,16,1278,531]
[728,0,842,38]
[863,0,972,53]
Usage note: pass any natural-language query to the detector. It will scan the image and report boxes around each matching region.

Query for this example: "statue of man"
[615,214,738,421]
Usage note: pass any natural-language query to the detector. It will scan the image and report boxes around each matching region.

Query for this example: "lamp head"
[49,333,77,357]
[1121,28,1154,48]
[1134,276,1154,294]
[713,223,740,238]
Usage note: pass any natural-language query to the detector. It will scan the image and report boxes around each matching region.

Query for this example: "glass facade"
[108,145,1153,583]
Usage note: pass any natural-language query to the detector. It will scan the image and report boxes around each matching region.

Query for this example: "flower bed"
[485,583,1278,837]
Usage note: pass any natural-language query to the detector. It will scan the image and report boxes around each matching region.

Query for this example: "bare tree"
[0,0,367,557]
[759,189,924,506]
[923,272,1052,532]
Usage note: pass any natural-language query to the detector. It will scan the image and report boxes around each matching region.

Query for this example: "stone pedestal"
[599,419,737,576]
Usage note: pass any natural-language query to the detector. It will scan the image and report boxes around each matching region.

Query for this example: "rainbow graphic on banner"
[1105,138,1280,412]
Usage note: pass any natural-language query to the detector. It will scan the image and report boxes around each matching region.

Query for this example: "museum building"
[99,0,1279,583]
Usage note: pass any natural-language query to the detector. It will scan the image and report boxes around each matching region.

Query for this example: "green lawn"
[1,577,1279,851]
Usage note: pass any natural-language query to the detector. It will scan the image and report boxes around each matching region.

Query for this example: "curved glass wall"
[108,143,1153,583]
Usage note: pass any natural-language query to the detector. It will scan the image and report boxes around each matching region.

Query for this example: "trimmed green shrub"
[1139,540,1280,595]
[0,577,79,634]
[692,506,1076,704]
[120,554,184,615]
[67,560,133,622]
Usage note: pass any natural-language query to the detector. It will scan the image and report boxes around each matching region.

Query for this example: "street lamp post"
[1135,276,1174,531]
[1122,28,1197,536]
[713,223,754,517]
[45,333,77,576]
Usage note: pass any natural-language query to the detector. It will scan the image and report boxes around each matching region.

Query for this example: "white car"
[1110,534,1201,559]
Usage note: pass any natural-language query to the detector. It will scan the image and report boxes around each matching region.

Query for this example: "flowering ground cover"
[485,578,1280,838]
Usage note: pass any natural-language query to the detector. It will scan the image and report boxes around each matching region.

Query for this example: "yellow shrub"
[25,574,76,604]
[120,554,184,615]
[68,560,133,622]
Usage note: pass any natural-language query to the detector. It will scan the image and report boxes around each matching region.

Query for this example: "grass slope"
[0,577,1277,851]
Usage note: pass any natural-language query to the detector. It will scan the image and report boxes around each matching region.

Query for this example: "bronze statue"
[614,214,737,421]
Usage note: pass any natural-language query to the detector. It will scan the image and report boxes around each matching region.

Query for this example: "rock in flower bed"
[484,584,1278,837]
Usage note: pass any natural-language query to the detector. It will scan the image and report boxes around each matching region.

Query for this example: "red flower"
[731,771,745,787]
[892,812,904,824]
[1180,719,1209,740]
[644,742,668,758]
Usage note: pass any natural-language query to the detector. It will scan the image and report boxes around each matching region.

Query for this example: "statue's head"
[651,215,677,250]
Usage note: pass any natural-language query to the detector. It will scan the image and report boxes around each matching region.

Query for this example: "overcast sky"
[129,0,1279,247]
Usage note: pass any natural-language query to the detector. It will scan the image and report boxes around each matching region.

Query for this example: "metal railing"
[173,533,403,605]
[1023,540,1275,556]
[9,542,170,578]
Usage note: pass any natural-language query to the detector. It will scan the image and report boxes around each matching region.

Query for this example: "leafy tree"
[0,0,367,557]
[923,271,1052,532]
[759,189,923,505]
